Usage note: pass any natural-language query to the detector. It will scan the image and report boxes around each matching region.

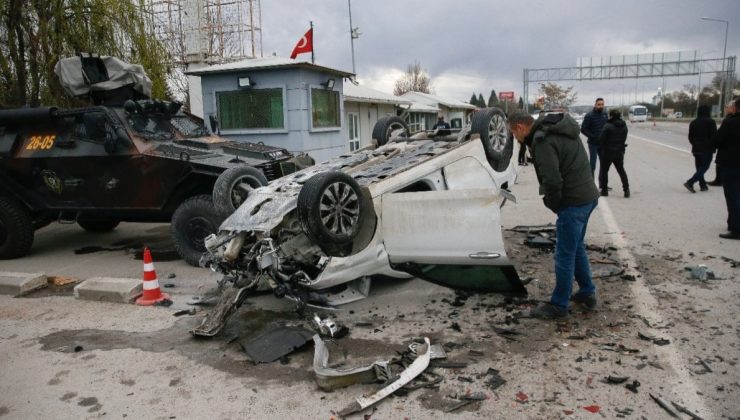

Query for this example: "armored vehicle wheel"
[0,196,34,259]
[297,172,372,256]
[213,166,268,218]
[372,116,409,146]
[171,195,223,266]
[471,107,514,172]
[78,217,120,233]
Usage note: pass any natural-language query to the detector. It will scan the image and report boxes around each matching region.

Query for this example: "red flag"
[290,28,313,59]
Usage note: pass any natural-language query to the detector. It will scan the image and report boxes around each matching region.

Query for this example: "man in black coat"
[715,98,740,240]
[597,109,630,197]
[581,98,608,176]
[684,105,718,192]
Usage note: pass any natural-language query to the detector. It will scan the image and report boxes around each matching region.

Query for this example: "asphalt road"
[1,121,738,419]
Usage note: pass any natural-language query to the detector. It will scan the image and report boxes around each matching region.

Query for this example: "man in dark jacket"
[709,101,738,186]
[509,110,601,319]
[597,109,630,197]
[715,98,740,240]
[580,98,608,176]
[685,105,718,192]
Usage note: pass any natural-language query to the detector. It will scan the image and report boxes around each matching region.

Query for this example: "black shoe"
[530,302,569,319]
[700,185,709,192]
[600,189,608,197]
[624,189,630,198]
[571,294,598,310]
[683,182,696,193]
[707,180,722,186]
[719,232,740,240]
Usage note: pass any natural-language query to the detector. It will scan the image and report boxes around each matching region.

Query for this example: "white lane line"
[597,199,710,417]
[629,133,691,154]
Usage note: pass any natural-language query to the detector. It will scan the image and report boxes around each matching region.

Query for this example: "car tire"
[171,195,224,266]
[372,116,409,146]
[471,107,514,172]
[77,217,120,233]
[213,166,268,218]
[0,196,34,259]
[297,172,371,256]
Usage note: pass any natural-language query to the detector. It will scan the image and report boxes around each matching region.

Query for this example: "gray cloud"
[260,0,740,104]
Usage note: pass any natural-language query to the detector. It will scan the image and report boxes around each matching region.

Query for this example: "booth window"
[217,89,284,129]
[311,88,340,128]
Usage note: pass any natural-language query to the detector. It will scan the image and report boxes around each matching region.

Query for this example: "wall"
[200,67,345,163]
[343,101,398,150]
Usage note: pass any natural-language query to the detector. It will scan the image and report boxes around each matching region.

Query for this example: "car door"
[380,187,526,295]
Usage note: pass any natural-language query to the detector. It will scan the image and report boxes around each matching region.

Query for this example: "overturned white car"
[194,108,526,336]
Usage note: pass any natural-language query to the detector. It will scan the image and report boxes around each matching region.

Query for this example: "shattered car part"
[200,109,527,331]
[191,287,249,337]
[313,314,348,338]
[338,337,432,417]
[312,334,392,391]
[240,326,313,364]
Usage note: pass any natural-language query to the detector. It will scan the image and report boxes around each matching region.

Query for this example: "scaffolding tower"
[143,0,263,64]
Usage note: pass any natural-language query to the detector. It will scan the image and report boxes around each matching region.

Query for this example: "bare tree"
[537,82,577,109]
[393,61,432,96]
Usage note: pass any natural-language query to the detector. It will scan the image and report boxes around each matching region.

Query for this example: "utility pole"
[701,17,729,116]
[348,0,360,75]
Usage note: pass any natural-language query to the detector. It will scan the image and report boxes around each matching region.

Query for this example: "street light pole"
[701,17,729,116]
[348,0,360,75]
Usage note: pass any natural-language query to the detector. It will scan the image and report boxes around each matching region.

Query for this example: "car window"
[443,157,495,190]
[397,263,527,294]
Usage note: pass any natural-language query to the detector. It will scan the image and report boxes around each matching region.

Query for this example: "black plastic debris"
[671,400,704,420]
[450,322,462,332]
[625,380,640,393]
[638,332,670,346]
[74,345,84,352]
[525,235,555,249]
[484,368,506,390]
[173,308,196,317]
[240,326,313,363]
[154,298,173,307]
[605,376,629,384]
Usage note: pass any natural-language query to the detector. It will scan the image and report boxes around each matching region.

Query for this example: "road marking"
[629,133,691,154]
[596,199,710,417]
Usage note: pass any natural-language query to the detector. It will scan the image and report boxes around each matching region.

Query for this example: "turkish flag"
[290,28,313,59]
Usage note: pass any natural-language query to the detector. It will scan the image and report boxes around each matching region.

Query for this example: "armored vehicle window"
[311,88,340,128]
[128,114,174,140]
[217,89,284,130]
[170,115,209,137]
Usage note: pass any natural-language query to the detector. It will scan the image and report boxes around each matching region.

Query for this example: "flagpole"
[310,21,315,64]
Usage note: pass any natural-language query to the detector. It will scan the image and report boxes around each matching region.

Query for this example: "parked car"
[194,108,526,336]
[0,55,307,265]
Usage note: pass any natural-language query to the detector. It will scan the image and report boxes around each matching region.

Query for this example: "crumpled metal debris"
[313,313,348,338]
[685,264,715,281]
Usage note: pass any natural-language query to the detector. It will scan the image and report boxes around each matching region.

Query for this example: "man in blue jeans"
[508,110,601,319]
[581,98,608,177]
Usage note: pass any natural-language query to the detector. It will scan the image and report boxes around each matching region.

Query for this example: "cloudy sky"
[259,0,740,106]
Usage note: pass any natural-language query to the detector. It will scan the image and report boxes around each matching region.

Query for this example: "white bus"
[629,105,648,122]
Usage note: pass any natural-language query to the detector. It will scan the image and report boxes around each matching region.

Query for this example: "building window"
[408,113,431,133]
[348,112,359,151]
[311,88,340,128]
[217,89,284,130]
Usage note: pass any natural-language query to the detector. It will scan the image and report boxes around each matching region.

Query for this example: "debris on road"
[173,308,196,317]
[48,276,79,286]
[337,337,432,417]
[583,405,600,413]
[638,332,670,346]
[625,380,640,393]
[313,313,349,338]
[605,375,629,384]
[685,265,715,281]
[649,393,679,418]
[444,391,487,413]
[240,326,313,364]
[671,400,704,420]
[515,391,528,403]
[484,368,506,390]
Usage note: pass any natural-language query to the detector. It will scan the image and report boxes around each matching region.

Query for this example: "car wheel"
[297,172,371,256]
[372,116,409,146]
[77,217,120,233]
[471,107,514,172]
[213,166,268,218]
[0,196,34,259]
[171,195,223,266]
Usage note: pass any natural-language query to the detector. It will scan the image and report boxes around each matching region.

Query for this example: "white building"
[342,83,410,152]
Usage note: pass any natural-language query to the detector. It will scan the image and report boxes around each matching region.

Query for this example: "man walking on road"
[581,98,608,177]
[684,105,717,193]
[508,110,601,319]
[715,98,740,240]
[597,109,630,197]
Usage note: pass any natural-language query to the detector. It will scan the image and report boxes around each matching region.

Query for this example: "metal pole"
[696,50,718,117]
[310,21,315,64]
[348,0,356,74]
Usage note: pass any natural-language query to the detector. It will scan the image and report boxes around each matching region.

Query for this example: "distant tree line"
[0,0,170,108]
[468,89,524,110]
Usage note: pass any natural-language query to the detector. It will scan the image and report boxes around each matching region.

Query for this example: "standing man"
[598,109,630,197]
[432,114,451,136]
[715,98,740,240]
[581,98,608,177]
[709,101,738,186]
[508,110,601,319]
[684,105,717,193]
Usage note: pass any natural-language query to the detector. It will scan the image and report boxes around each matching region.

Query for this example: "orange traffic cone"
[136,247,170,306]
